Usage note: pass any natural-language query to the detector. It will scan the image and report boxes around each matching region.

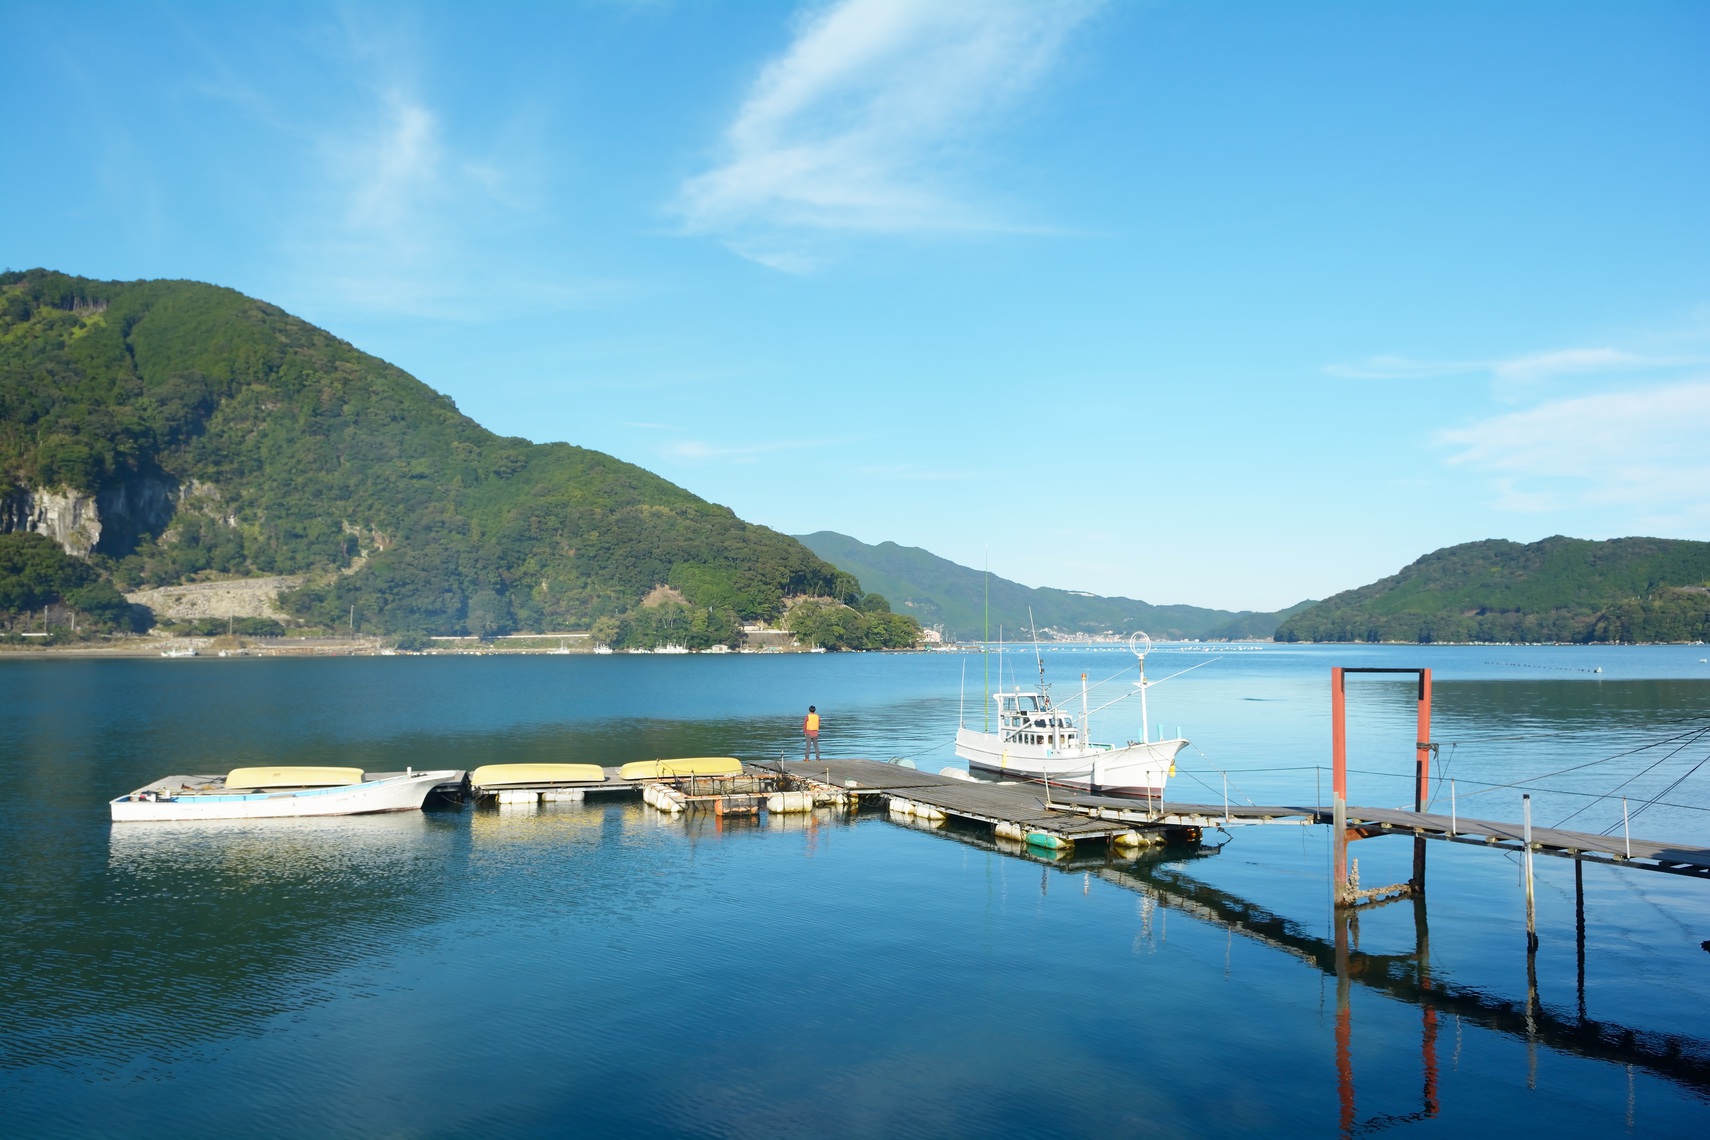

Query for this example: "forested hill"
[0,269,898,645]
[1275,536,1710,644]
[794,531,1312,641]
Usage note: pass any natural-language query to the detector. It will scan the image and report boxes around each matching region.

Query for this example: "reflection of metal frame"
[1331,667,1433,907]
[1119,857,1710,1116]
[1334,897,1438,1134]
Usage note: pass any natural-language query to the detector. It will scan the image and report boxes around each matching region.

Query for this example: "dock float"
[766,758,1196,851]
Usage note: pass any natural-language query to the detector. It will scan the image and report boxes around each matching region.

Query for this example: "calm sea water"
[3,644,1708,1137]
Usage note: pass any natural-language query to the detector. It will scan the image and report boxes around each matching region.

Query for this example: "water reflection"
[3,652,1706,1134]
[107,811,440,872]
[0,814,464,1078]
[891,813,1710,1116]
[467,799,613,850]
[1107,858,1710,1106]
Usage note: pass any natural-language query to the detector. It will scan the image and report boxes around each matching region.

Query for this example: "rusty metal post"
[1412,669,1432,895]
[1523,793,1539,951]
[1575,857,1587,1022]
[1332,668,1350,907]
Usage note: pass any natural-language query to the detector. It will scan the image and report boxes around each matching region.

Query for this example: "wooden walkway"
[765,759,1710,878]
[1142,801,1710,880]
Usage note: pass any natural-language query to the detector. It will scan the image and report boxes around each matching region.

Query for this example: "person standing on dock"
[803,706,822,761]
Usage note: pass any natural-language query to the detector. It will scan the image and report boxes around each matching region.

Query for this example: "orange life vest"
[805,712,820,732]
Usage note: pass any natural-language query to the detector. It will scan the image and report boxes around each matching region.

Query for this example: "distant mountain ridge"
[0,269,911,647]
[1276,536,1710,644]
[793,531,1312,641]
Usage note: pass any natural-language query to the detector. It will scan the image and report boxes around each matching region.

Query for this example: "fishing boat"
[954,636,1189,799]
[111,765,464,822]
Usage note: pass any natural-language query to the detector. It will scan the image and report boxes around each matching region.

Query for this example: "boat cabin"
[993,691,1081,749]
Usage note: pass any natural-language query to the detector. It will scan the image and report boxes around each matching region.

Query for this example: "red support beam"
[1415,669,1433,811]
[1331,668,1349,904]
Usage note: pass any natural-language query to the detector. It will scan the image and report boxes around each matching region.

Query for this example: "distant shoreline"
[2,637,1704,660]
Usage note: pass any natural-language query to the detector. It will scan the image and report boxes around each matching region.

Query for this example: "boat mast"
[1132,633,1151,744]
[1028,608,1045,702]
[1081,671,1089,745]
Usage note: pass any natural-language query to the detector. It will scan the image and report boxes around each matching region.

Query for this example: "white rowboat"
[111,766,463,822]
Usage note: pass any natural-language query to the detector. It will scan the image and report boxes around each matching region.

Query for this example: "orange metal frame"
[1331,667,1433,904]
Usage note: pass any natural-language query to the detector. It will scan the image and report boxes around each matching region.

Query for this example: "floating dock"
[762,758,1710,878]
[766,758,1201,850]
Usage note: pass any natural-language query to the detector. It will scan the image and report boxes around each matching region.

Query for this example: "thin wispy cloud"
[668,438,831,463]
[232,16,619,322]
[676,0,1100,269]
[1326,348,1703,384]
[853,464,973,481]
[1437,379,1710,523]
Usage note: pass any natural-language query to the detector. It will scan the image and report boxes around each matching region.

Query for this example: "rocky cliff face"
[126,576,301,621]
[0,476,177,557]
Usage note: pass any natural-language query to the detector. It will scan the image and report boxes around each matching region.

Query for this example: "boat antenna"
[1029,607,1045,701]
[1130,632,1153,743]
[959,657,967,728]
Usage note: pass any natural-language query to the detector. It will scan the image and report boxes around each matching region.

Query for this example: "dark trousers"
[804,731,821,761]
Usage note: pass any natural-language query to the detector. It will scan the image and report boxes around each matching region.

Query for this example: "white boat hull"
[110,771,462,822]
[955,729,1182,799]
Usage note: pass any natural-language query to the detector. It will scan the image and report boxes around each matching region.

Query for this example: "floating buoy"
[1026,831,1072,851]
[496,790,540,805]
[888,798,913,815]
[1111,830,1145,848]
[994,821,1026,841]
[767,791,814,814]
[543,789,585,802]
[939,767,976,782]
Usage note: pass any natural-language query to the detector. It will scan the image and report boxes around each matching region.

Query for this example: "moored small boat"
[618,757,743,780]
[469,763,608,800]
[111,765,463,822]
[954,635,1190,799]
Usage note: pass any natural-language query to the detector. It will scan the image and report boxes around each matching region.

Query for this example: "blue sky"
[5,1,1707,610]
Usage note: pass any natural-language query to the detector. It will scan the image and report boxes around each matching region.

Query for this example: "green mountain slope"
[1,270,904,645]
[793,531,1308,641]
[1276,536,1710,644]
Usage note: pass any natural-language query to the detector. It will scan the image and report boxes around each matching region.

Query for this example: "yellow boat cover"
[619,757,743,780]
[225,766,365,790]
[469,763,607,787]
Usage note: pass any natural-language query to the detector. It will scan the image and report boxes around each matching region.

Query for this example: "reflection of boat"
[954,636,1186,799]
[111,765,464,822]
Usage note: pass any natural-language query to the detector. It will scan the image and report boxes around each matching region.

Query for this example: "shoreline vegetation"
[0,271,919,652]
[4,631,1704,659]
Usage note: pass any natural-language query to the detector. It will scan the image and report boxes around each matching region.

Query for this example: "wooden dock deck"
[768,758,1197,846]
[765,758,1710,878]
[1143,800,1710,880]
